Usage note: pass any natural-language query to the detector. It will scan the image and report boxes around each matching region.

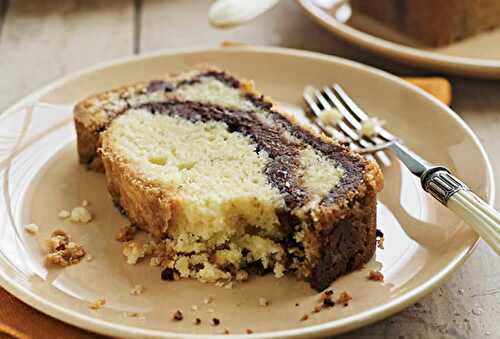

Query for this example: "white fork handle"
[448,190,500,255]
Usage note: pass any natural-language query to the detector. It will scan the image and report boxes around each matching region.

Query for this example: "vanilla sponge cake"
[74,67,383,291]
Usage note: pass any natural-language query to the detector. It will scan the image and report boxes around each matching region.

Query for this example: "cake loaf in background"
[350,0,500,46]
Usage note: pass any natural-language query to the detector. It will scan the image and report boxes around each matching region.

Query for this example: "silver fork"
[304,84,500,255]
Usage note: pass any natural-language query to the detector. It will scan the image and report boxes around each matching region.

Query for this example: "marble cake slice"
[73,66,383,291]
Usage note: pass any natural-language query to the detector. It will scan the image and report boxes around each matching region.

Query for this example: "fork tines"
[303,84,394,166]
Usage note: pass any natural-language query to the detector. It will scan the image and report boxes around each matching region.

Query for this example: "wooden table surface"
[0,1,498,338]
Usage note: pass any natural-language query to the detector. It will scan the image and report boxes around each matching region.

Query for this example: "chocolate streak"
[137,71,365,208]
[138,101,309,215]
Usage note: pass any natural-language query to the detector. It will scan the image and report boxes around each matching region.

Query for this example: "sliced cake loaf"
[350,0,500,47]
[74,66,383,291]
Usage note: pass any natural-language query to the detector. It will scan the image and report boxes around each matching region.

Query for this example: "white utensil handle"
[448,190,500,255]
[209,0,281,28]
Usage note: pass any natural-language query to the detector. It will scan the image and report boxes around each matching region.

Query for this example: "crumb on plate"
[69,206,93,223]
[130,284,145,295]
[368,270,384,282]
[258,297,269,307]
[122,241,146,264]
[90,299,106,310]
[172,310,183,321]
[58,209,70,219]
[337,291,352,306]
[25,223,39,235]
[45,229,86,267]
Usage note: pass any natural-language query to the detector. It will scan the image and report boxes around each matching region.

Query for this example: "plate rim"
[0,46,495,338]
[296,0,500,78]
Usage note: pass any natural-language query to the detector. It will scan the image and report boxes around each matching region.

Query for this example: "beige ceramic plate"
[297,0,500,78]
[0,47,494,338]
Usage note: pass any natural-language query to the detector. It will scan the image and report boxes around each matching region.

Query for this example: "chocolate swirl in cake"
[138,101,309,215]
[142,71,366,207]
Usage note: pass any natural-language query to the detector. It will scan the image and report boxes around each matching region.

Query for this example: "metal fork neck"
[421,167,468,205]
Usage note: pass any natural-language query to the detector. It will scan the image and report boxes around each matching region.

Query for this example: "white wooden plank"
[0,0,135,111]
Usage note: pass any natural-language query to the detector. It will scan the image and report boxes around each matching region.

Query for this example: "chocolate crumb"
[172,310,183,321]
[323,297,335,308]
[212,318,220,326]
[313,305,322,313]
[245,329,253,334]
[376,229,384,238]
[194,318,201,325]
[295,303,300,307]
[368,270,384,281]
[324,289,333,296]
[223,329,230,334]
[300,314,309,321]
[161,268,175,281]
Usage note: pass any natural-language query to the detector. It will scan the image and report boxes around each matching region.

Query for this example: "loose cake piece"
[74,66,383,291]
[351,0,500,47]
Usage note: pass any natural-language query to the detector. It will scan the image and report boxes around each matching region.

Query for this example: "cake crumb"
[58,210,70,219]
[90,299,105,310]
[245,329,253,334]
[130,284,145,295]
[82,200,89,207]
[25,223,39,235]
[124,312,145,319]
[300,314,309,321]
[85,254,93,262]
[191,305,198,311]
[45,230,86,267]
[69,206,93,223]
[116,224,138,242]
[319,108,343,126]
[322,297,335,308]
[204,296,214,304]
[172,310,183,321]
[258,297,269,307]
[337,291,352,306]
[224,282,233,289]
[161,268,175,280]
[319,289,334,301]
[368,270,384,281]
[194,318,201,325]
[212,318,220,326]
[360,117,384,137]
[223,329,230,334]
[313,305,322,313]
[122,241,146,264]
[235,270,248,281]
[295,303,300,307]
[376,237,385,249]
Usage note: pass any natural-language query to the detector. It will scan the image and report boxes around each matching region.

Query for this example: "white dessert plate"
[0,46,493,338]
[297,0,500,78]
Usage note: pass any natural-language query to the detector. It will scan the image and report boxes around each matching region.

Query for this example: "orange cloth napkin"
[0,288,101,338]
